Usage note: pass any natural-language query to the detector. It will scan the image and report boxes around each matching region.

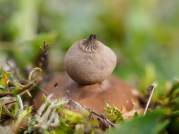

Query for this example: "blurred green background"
[0,0,179,97]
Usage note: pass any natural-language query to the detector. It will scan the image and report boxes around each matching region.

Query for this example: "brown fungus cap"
[34,73,140,114]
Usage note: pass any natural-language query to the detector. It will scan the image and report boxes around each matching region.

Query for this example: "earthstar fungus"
[34,34,141,116]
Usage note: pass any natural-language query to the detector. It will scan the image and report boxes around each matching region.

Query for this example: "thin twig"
[4,100,17,105]
[0,82,34,97]
[63,98,114,129]
[65,98,88,113]
[90,111,115,128]
[144,82,157,115]
[36,42,49,72]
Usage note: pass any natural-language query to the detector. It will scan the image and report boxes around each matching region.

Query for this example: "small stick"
[144,82,157,115]
[0,82,34,97]
[90,111,115,128]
